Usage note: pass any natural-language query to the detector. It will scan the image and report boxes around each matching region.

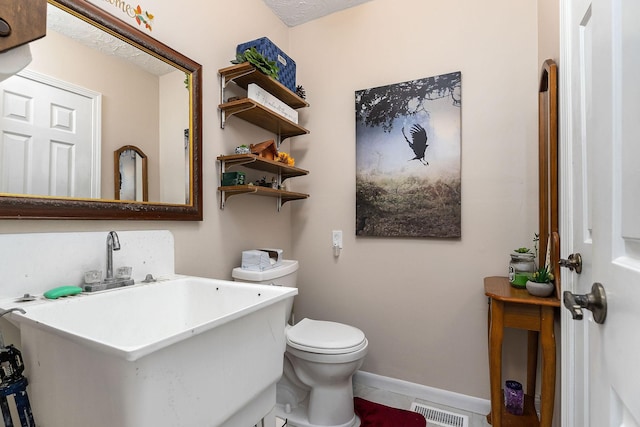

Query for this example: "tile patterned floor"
[274,382,491,427]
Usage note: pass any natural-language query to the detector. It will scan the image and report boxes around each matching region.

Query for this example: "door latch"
[563,282,607,324]
[560,253,582,274]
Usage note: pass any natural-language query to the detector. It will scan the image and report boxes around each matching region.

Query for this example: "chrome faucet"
[105,231,121,282]
[84,231,133,292]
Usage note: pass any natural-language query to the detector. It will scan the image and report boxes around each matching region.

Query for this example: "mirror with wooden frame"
[0,0,202,220]
[538,59,559,297]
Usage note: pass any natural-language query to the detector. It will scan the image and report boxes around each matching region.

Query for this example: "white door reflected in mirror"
[0,69,101,198]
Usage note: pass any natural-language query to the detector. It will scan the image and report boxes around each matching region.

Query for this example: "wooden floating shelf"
[217,154,308,181]
[218,62,310,211]
[217,185,309,206]
[219,99,309,140]
[219,62,309,109]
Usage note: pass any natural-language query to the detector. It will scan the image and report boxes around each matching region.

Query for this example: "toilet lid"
[286,318,367,354]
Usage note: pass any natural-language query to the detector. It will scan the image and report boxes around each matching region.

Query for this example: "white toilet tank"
[231,260,298,287]
[232,260,298,324]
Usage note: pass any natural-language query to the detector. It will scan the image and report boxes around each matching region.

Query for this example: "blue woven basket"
[236,37,296,92]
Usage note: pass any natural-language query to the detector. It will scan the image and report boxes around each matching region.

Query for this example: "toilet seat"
[287,318,367,354]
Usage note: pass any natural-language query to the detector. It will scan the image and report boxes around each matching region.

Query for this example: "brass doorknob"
[560,253,582,274]
[563,282,607,324]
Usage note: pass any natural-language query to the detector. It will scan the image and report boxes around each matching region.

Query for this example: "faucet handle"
[84,270,103,284]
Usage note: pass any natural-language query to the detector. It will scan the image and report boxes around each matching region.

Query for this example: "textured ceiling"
[262,0,373,27]
[47,4,175,76]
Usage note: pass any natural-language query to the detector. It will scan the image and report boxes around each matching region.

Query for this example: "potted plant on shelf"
[526,266,555,297]
[509,234,540,287]
[231,47,279,80]
[509,247,536,287]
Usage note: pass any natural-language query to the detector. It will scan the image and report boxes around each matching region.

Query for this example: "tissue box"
[241,249,283,271]
[236,37,296,92]
[258,248,282,267]
[242,250,272,271]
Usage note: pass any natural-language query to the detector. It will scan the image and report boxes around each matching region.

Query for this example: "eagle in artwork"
[402,124,429,165]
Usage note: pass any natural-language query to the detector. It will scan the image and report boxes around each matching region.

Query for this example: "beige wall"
[539,0,560,65]
[288,0,559,406]
[1,0,559,405]
[288,0,540,399]
[159,69,190,204]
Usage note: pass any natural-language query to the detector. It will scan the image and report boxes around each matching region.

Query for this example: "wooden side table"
[484,276,560,427]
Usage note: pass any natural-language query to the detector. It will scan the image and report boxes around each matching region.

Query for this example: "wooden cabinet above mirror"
[0,0,47,53]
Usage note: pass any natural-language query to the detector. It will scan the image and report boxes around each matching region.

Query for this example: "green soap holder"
[43,286,83,299]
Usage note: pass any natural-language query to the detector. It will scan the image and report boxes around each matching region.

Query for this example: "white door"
[561,0,640,426]
[0,69,101,198]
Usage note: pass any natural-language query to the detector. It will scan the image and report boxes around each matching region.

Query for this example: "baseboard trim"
[353,371,491,415]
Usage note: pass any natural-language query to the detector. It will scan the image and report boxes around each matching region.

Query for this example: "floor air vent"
[410,402,469,427]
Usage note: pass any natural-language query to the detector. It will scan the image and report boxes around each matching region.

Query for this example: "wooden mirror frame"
[0,0,202,220]
[538,59,559,297]
[114,145,148,202]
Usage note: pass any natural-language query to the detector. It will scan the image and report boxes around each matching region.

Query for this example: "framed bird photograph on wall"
[355,71,462,238]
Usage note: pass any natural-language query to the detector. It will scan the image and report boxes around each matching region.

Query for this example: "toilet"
[232,260,368,427]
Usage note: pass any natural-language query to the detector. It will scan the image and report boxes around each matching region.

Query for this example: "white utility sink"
[5,276,297,427]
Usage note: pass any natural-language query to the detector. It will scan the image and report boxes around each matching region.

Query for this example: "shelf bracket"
[277,196,299,211]
[220,187,258,210]
[219,74,224,106]
[222,69,255,88]
[219,103,258,129]
[219,66,256,110]
[223,158,258,171]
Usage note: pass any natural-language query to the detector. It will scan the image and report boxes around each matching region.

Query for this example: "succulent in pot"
[235,145,250,154]
[526,266,555,297]
[531,266,554,283]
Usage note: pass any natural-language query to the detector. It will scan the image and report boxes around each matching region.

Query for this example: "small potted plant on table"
[509,247,536,287]
[526,266,555,297]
